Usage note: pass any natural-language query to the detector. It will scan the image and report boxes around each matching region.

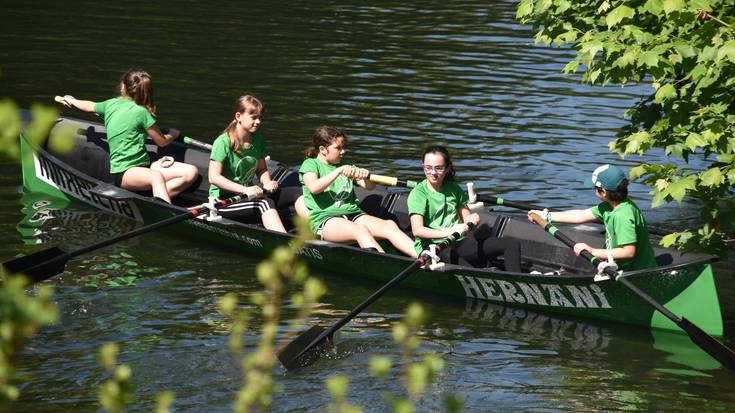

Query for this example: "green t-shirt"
[407,179,468,255]
[298,158,363,233]
[208,131,266,198]
[94,97,157,174]
[591,199,657,271]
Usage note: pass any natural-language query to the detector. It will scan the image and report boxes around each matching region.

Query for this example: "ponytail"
[305,126,345,159]
[120,69,155,116]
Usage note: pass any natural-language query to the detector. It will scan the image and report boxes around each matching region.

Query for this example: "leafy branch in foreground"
[0,276,58,410]
[517,0,735,254]
[219,216,326,412]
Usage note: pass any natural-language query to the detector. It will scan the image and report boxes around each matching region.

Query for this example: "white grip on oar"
[466,182,484,210]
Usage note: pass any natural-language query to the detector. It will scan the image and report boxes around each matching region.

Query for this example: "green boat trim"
[13,115,724,336]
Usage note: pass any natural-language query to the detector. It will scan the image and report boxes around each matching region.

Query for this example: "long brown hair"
[120,69,155,116]
[224,95,264,153]
[422,145,456,180]
[305,126,346,158]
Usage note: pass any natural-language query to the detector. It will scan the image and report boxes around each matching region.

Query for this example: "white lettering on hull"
[33,153,141,220]
[454,274,612,309]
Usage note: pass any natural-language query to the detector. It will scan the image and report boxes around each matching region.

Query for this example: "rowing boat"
[16,115,724,335]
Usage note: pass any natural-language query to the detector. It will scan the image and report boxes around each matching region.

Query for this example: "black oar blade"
[2,246,67,282]
[277,326,334,371]
[679,317,735,370]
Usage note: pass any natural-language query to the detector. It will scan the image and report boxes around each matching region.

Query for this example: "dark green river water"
[2,0,735,411]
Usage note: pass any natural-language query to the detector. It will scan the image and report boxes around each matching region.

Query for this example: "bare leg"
[262,209,287,233]
[120,167,170,203]
[151,161,199,197]
[355,214,416,257]
[321,217,383,251]
[294,195,309,217]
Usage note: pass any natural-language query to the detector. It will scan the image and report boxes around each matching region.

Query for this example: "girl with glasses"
[298,126,416,256]
[408,145,522,271]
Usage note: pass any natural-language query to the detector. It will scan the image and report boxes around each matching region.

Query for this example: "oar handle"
[368,174,418,188]
[293,225,471,362]
[182,136,213,151]
[476,195,542,211]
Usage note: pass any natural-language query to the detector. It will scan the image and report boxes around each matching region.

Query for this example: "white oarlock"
[593,251,618,282]
[199,196,222,221]
[466,182,484,210]
[423,244,445,270]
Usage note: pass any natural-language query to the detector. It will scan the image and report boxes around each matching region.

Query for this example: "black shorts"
[316,213,366,238]
[217,197,277,223]
[111,171,125,187]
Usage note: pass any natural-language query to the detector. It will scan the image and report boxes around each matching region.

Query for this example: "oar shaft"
[476,195,541,211]
[368,174,417,188]
[292,227,468,362]
[182,136,213,151]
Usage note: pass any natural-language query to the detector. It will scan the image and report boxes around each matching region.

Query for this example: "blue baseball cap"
[584,164,627,191]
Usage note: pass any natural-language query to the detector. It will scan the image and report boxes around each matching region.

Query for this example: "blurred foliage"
[0,276,58,410]
[219,216,326,412]
[517,0,735,254]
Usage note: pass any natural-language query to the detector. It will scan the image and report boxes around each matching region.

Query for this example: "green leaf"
[662,0,684,14]
[660,232,680,247]
[654,83,676,103]
[606,5,635,28]
[638,50,659,68]
[700,167,725,187]
[517,0,534,18]
[685,133,707,150]
[674,43,696,58]
[716,40,735,63]
[562,60,580,73]
[616,50,639,67]
[642,0,664,16]
[667,175,697,201]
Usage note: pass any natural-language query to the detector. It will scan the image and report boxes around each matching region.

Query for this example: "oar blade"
[679,317,735,370]
[2,246,67,282]
[277,326,334,371]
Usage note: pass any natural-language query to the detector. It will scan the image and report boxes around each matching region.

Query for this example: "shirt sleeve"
[612,206,638,246]
[139,108,156,129]
[93,99,109,116]
[407,187,426,216]
[299,159,318,185]
[590,202,606,220]
[210,137,229,162]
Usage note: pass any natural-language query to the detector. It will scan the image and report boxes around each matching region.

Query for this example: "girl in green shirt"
[408,146,521,271]
[58,69,198,203]
[527,164,657,271]
[208,95,286,233]
[298,126,415,256]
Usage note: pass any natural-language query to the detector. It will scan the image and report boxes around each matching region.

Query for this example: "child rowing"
[408,145,522,271]
[207,95,287,233]
[299,126,416,256]
[527,164,657,271]
[57,69,198,203]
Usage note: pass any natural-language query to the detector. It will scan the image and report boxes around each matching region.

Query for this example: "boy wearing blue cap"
[528,165,657,271]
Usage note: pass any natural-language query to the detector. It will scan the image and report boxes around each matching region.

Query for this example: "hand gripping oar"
[277,223,473,371]
[528,212,735,371]
[368,174,418,189]
[2,193,252,283]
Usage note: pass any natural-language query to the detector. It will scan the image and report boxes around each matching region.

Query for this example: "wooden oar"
[2,194,252,283]
[528,212,735,371]
[277,224,472,371]
[368,174,417,188]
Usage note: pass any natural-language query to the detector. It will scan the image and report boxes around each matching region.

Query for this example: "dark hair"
[305,126,346,158]
[224,95,264,153]
[598,179,629,202]
[422,145,456,180]
[120,69,155,116]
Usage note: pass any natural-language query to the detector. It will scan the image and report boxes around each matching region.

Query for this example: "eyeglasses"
[423,165,447,173]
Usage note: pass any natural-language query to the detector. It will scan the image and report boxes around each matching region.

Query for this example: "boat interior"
[42,118,712,275]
